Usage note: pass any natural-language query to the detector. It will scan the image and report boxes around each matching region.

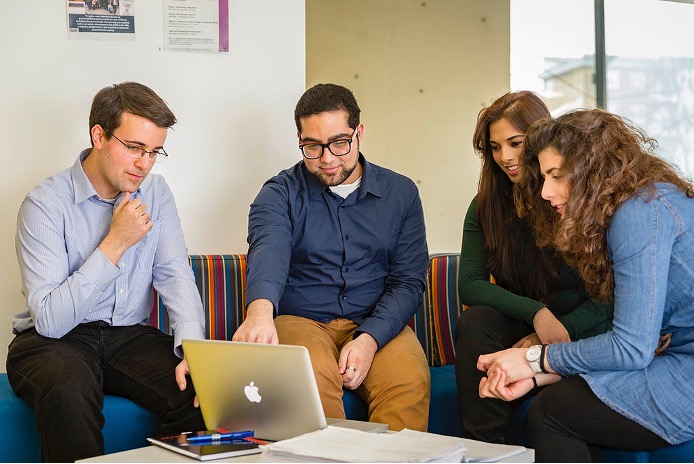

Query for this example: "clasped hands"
[477,348,537,401]
[477,308,567,401]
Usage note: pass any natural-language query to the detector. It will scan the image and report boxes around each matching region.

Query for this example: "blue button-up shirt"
[13,150,205,356]
[245,155,429,348]
[548,183,694,444]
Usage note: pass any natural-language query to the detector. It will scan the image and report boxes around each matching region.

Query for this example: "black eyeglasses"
[299,127,358,160]
[110,133,168,163]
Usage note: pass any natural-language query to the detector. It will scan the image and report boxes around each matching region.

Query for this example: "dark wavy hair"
[517,108,694,299]
[473,91,559,301]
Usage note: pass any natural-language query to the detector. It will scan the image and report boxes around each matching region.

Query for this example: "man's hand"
[232,299,278,344]
[175,357,199,408]
[338,333,378,390]
[533,307,571,345]
[513,332,541,348]
[99,192,153,265]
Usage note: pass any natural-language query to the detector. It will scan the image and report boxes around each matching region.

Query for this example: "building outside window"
[511,0,694,176]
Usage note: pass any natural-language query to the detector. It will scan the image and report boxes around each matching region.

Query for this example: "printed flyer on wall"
[163,0,229,53]
[66,0,135,40]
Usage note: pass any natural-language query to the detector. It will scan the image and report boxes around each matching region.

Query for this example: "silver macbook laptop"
[182,339,328,441]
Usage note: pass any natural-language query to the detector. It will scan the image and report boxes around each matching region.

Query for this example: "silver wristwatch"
[525,345,543,374]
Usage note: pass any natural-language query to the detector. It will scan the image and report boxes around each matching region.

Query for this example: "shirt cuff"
[354,318,392,349]
[83,248,122,289]
[174,322,206,358]
[245,281,283,315]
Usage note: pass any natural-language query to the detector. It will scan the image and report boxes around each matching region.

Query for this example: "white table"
[79,438,534,463]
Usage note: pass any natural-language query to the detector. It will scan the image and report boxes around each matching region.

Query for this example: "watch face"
[526,345,541,361]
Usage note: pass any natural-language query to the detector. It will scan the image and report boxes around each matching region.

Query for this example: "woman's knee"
[457,306,506,336]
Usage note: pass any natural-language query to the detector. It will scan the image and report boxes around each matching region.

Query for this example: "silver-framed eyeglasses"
[110,133,168,163]
[299,127,358,160]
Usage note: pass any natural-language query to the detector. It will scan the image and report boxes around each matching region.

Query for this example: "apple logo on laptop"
[244,381,262,403]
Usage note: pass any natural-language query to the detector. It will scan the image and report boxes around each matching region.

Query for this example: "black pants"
[455,305,537,444]
[529,376,670,462]
[6,322,205,462]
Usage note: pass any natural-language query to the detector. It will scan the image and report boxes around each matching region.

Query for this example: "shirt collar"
[71,148,142,204]
[304,153,382,200]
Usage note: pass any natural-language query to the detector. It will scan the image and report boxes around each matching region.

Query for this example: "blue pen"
[187,430,254,444]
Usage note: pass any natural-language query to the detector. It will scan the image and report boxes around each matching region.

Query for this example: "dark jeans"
[6,322,205,462]
[455,305,537,444]
[529,376,670,462]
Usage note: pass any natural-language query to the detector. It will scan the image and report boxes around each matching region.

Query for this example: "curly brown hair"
[516,109,694,300]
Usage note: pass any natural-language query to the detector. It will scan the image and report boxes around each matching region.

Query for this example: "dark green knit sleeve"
[458,196,546,322]
[559,298,614,340]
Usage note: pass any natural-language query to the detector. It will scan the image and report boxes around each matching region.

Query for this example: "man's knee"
[368,327,431,397]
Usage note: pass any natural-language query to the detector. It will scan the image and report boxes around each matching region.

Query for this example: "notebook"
[146,433,261,461]
[181,339,328,441]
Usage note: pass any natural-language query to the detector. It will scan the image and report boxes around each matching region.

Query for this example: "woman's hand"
[533,307,571,344]
[477,347,535,384]
[480,370,563,401]
[513,332,541,348]
[479,369,535,401]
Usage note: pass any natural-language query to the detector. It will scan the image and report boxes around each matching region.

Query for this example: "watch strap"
[540,344,549,374]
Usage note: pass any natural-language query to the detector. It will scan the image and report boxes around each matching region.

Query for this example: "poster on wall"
[66,0,136,39]
[163,0,229,53]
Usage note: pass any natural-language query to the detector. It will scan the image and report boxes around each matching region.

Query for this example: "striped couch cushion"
[426,253,462,367]
[150,255,247,340]
[408,296,431,365]
[150,253,447,367]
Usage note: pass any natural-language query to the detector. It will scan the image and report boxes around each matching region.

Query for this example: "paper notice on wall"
[164,0,229,53]
[66,0,136,40]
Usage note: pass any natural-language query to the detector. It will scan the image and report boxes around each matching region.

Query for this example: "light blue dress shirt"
[13,149,205,356]
[548,183,694,444]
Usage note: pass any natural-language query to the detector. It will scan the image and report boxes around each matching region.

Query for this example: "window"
[604,0,694,175]
[511,0,694,177]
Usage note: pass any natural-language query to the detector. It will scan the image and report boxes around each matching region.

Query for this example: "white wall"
[307,0,511,254]
[0,0,305,369]
[0,0,511,372]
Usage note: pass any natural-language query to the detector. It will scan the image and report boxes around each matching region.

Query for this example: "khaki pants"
[275,315,431,431]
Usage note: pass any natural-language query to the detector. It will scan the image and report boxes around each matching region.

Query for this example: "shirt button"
[119,288,124,294]
[341,296,347,300]
[344,268,350,273]
[345,235,349,240]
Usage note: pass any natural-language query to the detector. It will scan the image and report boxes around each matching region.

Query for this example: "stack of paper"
[257,426,467,462]
[462,441,529,462]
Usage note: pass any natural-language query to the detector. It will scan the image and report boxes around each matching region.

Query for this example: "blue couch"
[0,254,461,462]
[3,253,691,462]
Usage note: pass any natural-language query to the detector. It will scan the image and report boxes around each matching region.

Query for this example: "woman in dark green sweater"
[454,91,612,444]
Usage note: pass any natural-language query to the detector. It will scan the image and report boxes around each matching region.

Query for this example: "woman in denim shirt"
[476,109,694,462]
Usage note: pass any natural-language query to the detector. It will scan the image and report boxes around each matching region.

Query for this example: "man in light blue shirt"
[8,82,206,462]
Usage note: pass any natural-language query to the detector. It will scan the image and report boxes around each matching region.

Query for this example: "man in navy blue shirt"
[233,83,431,431]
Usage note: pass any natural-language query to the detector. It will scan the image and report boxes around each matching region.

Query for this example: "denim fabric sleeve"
[151,180,206,356]
[356,185,429,348]
[245,179,292,313]
[548,195,675,374]
[15,195,121,339]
